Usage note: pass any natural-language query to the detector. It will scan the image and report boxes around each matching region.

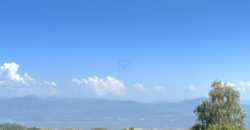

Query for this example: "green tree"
[120,127,134,130]
[207,123,246,130]
[0,123,41,130]
[91,128,107,130]
[191,81,246,130]
[128,127,134,130]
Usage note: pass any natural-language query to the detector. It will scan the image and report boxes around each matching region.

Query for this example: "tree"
[129,127,135,130]
[0,123,41,130]
[191,81,246,130]
[91,128,107,130]
[120,127,134,130]
[207,123,246,130]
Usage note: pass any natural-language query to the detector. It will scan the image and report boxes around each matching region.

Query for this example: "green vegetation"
[91,128,107,130]
[0,124,137,130]
[191,81,246,130]
[121,127,135,130]
[128,127,134,130]
[0,123,41,130]
[91,128,134,130]
[0,123,82,130]
[207,123,246,130]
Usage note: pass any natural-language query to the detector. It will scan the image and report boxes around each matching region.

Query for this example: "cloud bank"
[0,62,57,97]
[72,76,126,96]
[3,62,250,101]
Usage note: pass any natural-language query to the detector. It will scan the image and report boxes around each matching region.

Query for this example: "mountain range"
[0,97,249,129]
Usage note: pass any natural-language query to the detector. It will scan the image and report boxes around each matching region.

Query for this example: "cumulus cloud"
[0,62,34,84]
[238,81,250,92]
[72,76,126,96]
[71,78,88,85]
[0,62,57,97]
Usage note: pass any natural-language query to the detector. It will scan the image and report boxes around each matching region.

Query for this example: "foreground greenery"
[191,81,246,130]
[0,123,136,130]
[0,123,41,130]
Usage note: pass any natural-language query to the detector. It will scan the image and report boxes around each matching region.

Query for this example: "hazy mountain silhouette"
[0,97,248,128]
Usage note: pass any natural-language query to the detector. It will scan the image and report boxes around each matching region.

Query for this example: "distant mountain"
[0,97,249,129]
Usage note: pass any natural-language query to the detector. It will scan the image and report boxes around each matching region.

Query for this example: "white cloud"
[132,83,167,93]
[0,62,34,84]
[133,83,145,91]
[42,80,57,87]
[153,85,167,92]
[0,62,57,97]
[71,78,88,86]
[72,76,126,96]
[238,81,250,92]
[226,82,235,87]
[186,84,197,92]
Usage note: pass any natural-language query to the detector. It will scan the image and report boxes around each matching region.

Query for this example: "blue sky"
[1,0,250,101]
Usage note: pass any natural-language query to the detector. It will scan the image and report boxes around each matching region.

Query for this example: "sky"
[0,0,250,102]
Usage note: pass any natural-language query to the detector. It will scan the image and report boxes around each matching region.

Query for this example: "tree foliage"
[191,81,246,130]
[121,127,134,130]
[91,128,107,130]
[0,123,41,130]
[207,123,246,130]
[128,127,134,130]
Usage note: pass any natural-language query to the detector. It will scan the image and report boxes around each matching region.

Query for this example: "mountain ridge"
[0,97,249,128]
